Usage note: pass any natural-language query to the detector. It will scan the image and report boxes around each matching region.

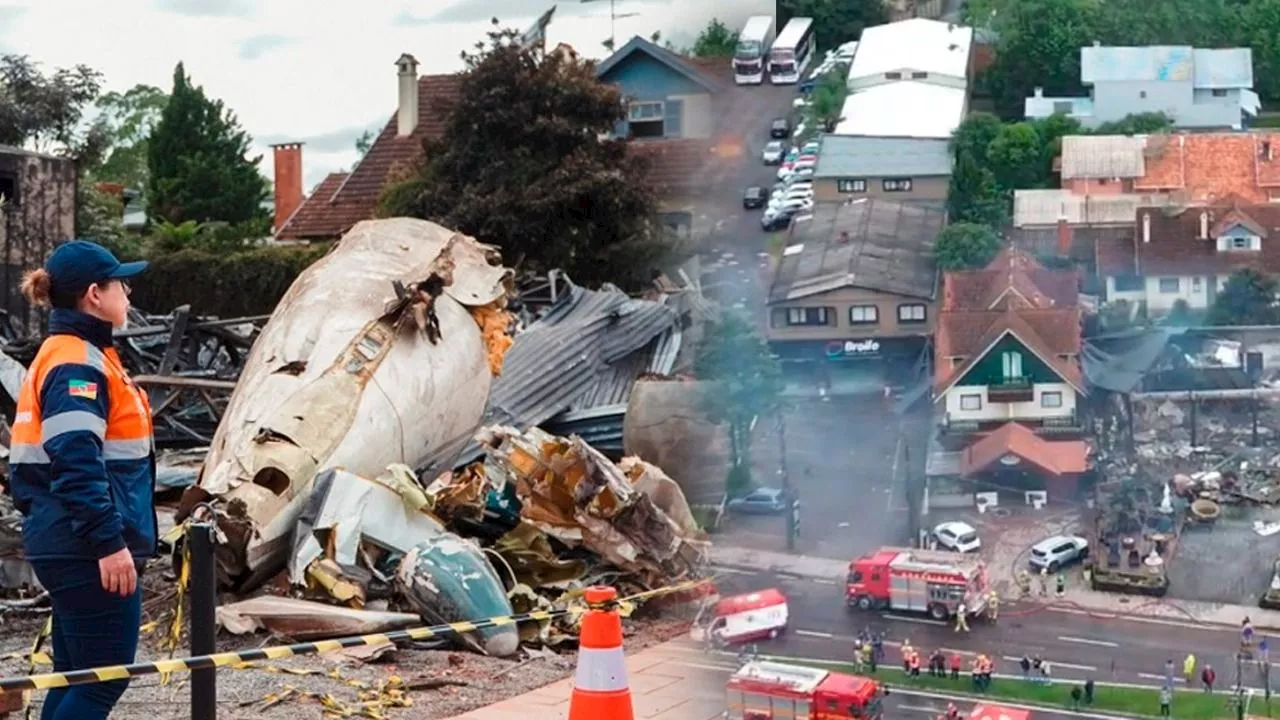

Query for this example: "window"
[883,178,912,192]
[1192,276,1203,292]
[1001,351,1023,379]
[960,394,982,411]
[898,303,927,323]
[1212,88,1228,97]
[1114,274,1143,292]
[1053,100,1074,114]
[1158,277,1180,294]
[849,305,879,324]
[1041,391,1063,408]
[0,172,17,207]
[1139,90,1147,99]
[837,179,867,193]
[885,71,902,79]
[911,71,928,79]
[627,101,665,139]
[1232,236,1250,250]
[785,307,831,326]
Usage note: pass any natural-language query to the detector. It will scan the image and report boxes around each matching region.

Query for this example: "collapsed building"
[0,218,714,653]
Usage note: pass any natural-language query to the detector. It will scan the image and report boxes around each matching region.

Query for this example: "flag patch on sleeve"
[68,380,98,400]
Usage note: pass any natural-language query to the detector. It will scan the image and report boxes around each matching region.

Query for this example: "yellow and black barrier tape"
[0,578,711,693]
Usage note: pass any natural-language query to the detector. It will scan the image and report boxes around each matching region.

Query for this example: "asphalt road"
[669,647,1086,720]
[709,567,1277,693]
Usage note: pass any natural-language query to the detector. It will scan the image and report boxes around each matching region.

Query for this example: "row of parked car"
[744,136,821,231]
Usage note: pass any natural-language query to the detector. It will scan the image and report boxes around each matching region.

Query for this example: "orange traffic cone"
[569,586,634,720]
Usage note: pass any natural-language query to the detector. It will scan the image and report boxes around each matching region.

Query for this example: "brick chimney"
[396,53,420,137]
[1056,215,1072,257]
[271,143,304,233]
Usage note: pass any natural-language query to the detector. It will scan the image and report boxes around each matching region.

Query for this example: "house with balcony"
[928,249,1089,501]
[1025,44,1259,130]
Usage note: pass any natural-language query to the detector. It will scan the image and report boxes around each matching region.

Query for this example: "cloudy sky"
[0,0,771,192]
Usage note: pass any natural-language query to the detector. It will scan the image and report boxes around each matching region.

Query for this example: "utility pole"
[778,412,799,552]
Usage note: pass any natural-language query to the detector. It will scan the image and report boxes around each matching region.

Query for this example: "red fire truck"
[726,660,886,719]
[845,546,989,622]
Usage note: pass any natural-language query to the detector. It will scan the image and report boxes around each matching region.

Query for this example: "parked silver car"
[1028,535,1089,572]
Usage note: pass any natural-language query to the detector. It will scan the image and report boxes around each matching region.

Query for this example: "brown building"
[766,199,943,387]
[0,145,75,322]
[811,136,950,207]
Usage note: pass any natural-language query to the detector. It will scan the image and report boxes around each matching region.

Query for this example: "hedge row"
[130,243,332,318]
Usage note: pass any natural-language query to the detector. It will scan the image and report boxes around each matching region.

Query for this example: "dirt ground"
[0,568,695,720]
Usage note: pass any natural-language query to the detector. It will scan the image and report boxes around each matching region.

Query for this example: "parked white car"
[801,141,820,155]
[1028,535,1089,572]
[769,189,814,209]
[761,141,785,165]
[766,197,814,217]
[933,521,982,553]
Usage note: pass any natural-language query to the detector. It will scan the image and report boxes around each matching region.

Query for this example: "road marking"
[796,629,833,639]
[1057,635,1118,648]
[1002,655,1097,672]
[711,566,759,576]
[884,614,948,626]
[1137,673,1184,683]
[673,660,739,672]
[897,703,942,713]
[812,579,838,585]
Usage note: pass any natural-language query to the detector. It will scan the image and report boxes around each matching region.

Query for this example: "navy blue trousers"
[31,559,141,720]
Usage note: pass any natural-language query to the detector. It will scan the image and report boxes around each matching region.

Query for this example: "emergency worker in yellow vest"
[8,240,154,720]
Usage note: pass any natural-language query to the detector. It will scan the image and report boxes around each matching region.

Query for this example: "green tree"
[1094,112,1172,136]
[950,112,1003,163]
[75,185,137,259]
[947,154,1008,229]
[379,25,669,291]
[148,62,268,226]
[934,223,1002,270]
[694,310,783,474]
[691,18,738,58]
[987,122,1044,192]
[779,0,888,53]
[804,70,848,134]
[982,0,1099,119]
[1242,0,1280,102]
[354,129,374,157]
[88,84,168,192]
[1208,269,1280,326]
[0,54,103,152]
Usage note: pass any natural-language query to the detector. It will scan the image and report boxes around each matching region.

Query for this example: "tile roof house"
[1096,198,1280,315]
[934,248,1085,435]
[1025,45,1259,130]
[277,54,462,240]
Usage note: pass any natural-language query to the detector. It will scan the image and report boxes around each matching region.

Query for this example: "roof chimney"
[839,230,851,243]
[1056,215,1072,257]
[1034,87,1044,98]
[396,53,420,138]
[1199,210,1209,240]
[1142,212,1151,243]
[271,142,304,234]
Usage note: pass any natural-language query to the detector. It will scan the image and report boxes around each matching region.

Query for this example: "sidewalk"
[444,639,724,720]
[709,544,1280,630]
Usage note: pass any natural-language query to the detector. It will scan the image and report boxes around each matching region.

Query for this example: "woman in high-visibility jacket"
[9,240,154,720]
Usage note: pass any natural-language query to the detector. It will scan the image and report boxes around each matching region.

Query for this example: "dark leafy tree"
[947,154,1008,230]
[987,122,1044,192]
[379,24,669,290]
[1208,269,1280,326]
[0,54,103,152]
[779,0,888,52]
[934,222,1003,270]
[90,84,168,192]
[148,62,268,226]
[805,70,848,134]
[694,310,783,474]
[1094,112,1172,136]
[981,0,1099,119]
[1242,0,1280,102]
[691,19,739,58]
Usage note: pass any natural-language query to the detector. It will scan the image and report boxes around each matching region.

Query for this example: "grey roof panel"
[768,199,943,302]
[814,136,953,178]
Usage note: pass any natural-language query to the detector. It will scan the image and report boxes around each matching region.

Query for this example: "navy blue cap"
[45,240,148,296]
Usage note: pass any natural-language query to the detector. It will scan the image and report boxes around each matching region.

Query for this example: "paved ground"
[1168,502,1280,606]
[715,394,926,558]
[708,563,1278,693]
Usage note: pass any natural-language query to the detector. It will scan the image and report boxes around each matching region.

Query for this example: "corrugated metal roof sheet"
[1193,48,1254,89]
[1059,135,1146,179]
[1081,46,1194,84]
[1013,189,1173,226]
[814,136,952,178]
[442,282,682,469]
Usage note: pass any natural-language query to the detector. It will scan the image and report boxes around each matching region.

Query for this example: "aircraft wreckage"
[175,218,707,654]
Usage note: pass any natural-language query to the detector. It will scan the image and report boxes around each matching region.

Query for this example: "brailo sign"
[825,339,882,359]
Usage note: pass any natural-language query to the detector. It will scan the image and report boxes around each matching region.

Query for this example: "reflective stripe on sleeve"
[41,411,107,443]
[103,438,152,461]
[10,443,50,464]
[83,345,107,373]
[573,646,630,692]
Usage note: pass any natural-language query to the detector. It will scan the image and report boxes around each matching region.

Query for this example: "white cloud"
[4,0,773,190]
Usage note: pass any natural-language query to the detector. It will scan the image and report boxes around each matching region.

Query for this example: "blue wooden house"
[595,36,723,141]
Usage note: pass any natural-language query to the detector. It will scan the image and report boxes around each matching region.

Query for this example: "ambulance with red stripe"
[726,660,886,719]
[691,588,789,646]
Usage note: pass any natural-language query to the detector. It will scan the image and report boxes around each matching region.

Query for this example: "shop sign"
[826,339,882,359]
